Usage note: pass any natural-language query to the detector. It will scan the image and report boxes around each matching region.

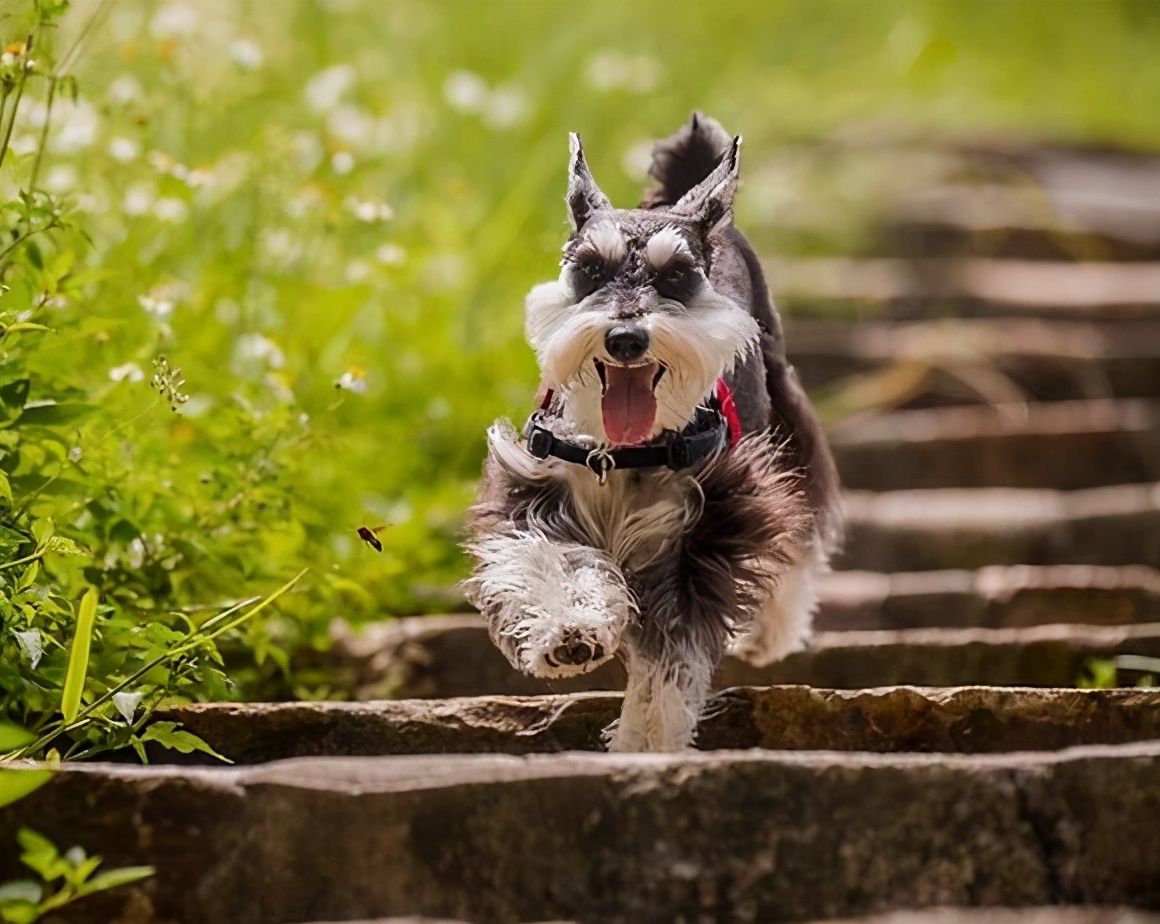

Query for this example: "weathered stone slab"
[786,317,1160,400]
[148,687,1160,764]
[2,744,1157,924]
[829,399,1160,491]
[327,614,1160,700]
[839,483,1160,571]
[768,257,1160,320]
[816,565,1160,631]
[814,909,1160,924]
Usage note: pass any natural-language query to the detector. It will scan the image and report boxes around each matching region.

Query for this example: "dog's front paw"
[517,613,623,679]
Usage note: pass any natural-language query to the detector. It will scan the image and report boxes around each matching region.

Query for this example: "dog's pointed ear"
[669,134,741,234]
[566,133,613,232]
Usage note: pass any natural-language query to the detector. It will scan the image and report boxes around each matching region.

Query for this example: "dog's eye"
[653,262,699,302]
[570,258,612,298]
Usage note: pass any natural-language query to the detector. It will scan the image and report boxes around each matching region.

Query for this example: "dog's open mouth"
[594,359,665,447]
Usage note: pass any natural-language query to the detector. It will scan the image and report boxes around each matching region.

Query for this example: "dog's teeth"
[595,360,607,395]
[652,366,665,391]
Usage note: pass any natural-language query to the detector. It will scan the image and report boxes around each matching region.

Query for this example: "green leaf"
[1079,657,1118,689]
[0,900,40,924]
[0,723,34,752]
[0,469,11,505]
[61,588,99,723]
[0,380,30,411]
[0,770,51,810]
[16,829,60,881]
[81,865,155,895]
[139,722,231,763]
[0,883,41,924]
[16,403,94,427]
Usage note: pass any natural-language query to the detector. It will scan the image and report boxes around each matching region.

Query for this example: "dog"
[464,113,841,752]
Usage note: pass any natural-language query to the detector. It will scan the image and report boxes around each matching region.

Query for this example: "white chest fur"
[562,465,698,572]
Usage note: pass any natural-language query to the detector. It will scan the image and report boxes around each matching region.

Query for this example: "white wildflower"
[259,227,302,267]
[108,137,141,162]
[138,294,175,319]
[444,70,488,113]
[345,259,371,283]
[482,85,530,129]
[109,362,146,383]
[265,372,296,404]
[327,105,374,147]
[331,151,355,175]
[52,98,98,153]
[233,333,286,371]
[15,99,48,129]
[149,2,200,39]
[122,183,155,215]
[291,131,324,173]
[334,369,367,393]
[107,75,144,105]
[153,197,189,222]
[9,134,37,156]
[67,446,82,462]
[15,630,43,669]
[229,39,264,70]
[44,164,76,193]
[585,52,661,93]
[112,691,143,723]
[375,243,406,266]
[345,196,393,222]
[305,64,356,112]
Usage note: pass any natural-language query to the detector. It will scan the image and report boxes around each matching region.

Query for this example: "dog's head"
[526,133,759,447]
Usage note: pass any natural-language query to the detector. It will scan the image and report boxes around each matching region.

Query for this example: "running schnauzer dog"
[465,114,841,752]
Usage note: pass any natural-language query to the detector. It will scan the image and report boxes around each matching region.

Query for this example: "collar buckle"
[585,445,616,485]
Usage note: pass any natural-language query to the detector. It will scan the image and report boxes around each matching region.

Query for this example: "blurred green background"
[2,0,1158,711]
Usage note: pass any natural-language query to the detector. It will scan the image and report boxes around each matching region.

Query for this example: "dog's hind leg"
[604,638,715,752]
[465,532,636,679]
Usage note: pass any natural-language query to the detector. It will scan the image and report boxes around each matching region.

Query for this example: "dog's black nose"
[605,327,649,362]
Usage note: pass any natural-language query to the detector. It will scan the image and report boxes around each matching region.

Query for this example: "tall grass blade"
[60,587,98,723]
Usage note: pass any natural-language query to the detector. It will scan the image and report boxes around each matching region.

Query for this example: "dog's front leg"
[604,639,715,752]
[465,532,636,679]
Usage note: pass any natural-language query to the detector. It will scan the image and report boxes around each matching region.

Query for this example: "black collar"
[525,405,728,483]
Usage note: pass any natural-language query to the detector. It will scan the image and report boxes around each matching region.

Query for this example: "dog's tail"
[640,112,733,209]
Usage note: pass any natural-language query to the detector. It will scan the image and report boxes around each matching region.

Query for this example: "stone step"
[148,687,1160,764]
[816,565,1160,631]
[785,317,1160,400]
[768,257,1160,320]
[875,180,1160,263]
[3,744,1157,923]
[816,910,1160,924]
[829,400,1160,491]
[307,913,1160,924]
[326,614,1160,700]
[838,483,1160,572]
[870,145,1160,263]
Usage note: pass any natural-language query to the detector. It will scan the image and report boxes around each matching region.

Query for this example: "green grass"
[0,0,1158,753]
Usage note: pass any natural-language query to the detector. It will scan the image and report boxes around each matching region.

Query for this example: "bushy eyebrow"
[571,220,627,266]
[645,226,692,270]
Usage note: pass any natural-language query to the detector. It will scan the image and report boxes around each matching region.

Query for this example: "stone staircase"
[2,141,1159,924]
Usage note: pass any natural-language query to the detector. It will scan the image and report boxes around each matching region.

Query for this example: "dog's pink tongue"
[602,364,658,446]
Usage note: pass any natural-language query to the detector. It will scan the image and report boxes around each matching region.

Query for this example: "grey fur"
[464,115,842,751]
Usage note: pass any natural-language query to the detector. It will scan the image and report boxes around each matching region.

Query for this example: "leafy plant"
[0,828,153,924]
[1,1,316,763]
